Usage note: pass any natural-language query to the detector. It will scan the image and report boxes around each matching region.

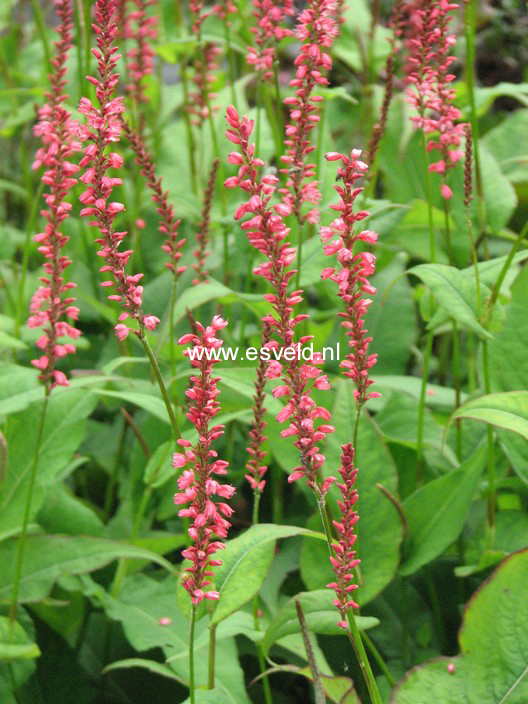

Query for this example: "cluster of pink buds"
[78,0,159,341]
[403,0,465,199]
[190,0,210,34]
[193,159,219,284]
[212,0,237,19]
[188,43,222,128]
[247,0,294,78]
[280,0,338,224]
[29,0,81,389]
[123,0,157,110]
[173,316,235,605]
[323,150,380,406]
[123,121,186,279]
[225,106,335,491]
[326,443,360,629]
[245,324,271,495]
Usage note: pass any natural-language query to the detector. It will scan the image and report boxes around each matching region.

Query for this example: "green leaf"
[449,392,528,441]
[94,389,170,424]
[102,658,185,684]
[102,575,249,698]
[262,590,379,656]
[0,391,97,539]
[211,524,325,625]
[0,535,175,602]
[36,485,105,537]
[367,256,416,375]
[143,439,177,488]
[391,549,528,703]
[482,109,528,183]
[399,444,487,575]
[408,263,491,338]
[488,266,528,483]
[0,617,40,661]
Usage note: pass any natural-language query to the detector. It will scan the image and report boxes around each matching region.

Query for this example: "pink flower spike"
[78,0,158,338]
[176,318,234,605]
[29,0,81,390]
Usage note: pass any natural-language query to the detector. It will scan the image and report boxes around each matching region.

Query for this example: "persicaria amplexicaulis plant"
[246,0,294,78]
[173,316,235,604]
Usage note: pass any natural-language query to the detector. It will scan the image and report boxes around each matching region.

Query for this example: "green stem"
[442,191,453,265]
[486,221,528,317]
[293,217,303,291]
[482,340,495,546]
[189,606,197,704]
[208,623,216,689]
[425,565,447,652]
[169,275,178,383]
[421,131,436,264]
[8,392,49,636]
[111,486,153,596]
[14,180,45,339]
[271,464,283,525]
[361,631,395,687]
[82,0,92,93]
[73,0,87,100]
[316,492,382,704]
[224,19,237,109]
[181,62,198,195]
[263,80,283,164]
[103,415,127,520]
[315,99,327,184]
[272,63,285,142]
[416,331,433,485]
[139,334,180,439]
[30,0,51,73]
[346,612,382,704]
[452,320,462,461]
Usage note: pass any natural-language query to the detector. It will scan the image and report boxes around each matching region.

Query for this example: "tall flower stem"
[224,19,237,108]
[30,0,51,73]
[452,319,462,460]
[416,131,437,483]
[482,339,495,545]
[208,623,217,688]
[139,334,180,439]
[8,392,49,636]
[317,494,382,704]
[189,605,197,704]
[416,331,433,485]
[14,180,45,340]
[486,221,528,315]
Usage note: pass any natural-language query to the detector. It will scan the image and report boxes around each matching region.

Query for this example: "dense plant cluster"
[0,1,527,703]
